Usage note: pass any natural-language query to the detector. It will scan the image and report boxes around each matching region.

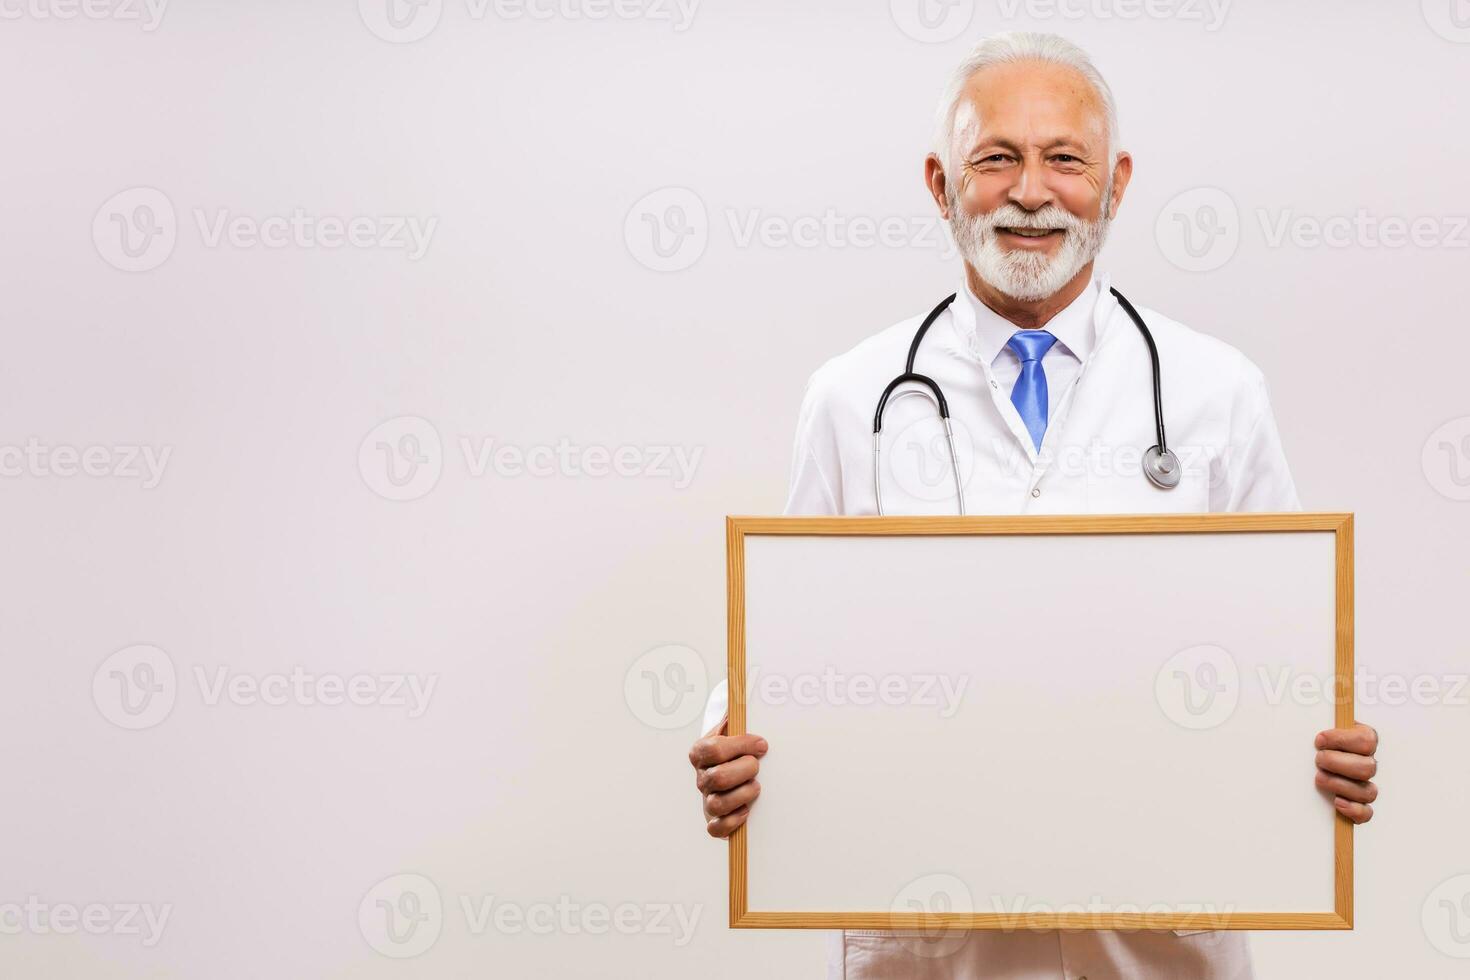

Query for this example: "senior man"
[688,32,1379,979]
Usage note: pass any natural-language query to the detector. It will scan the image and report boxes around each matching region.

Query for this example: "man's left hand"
[1314,722,1379,824]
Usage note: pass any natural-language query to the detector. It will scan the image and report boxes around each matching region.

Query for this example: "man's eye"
[1054,154,1078,163]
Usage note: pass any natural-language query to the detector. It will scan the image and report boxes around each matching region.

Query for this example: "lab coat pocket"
[1082,439,1216,514]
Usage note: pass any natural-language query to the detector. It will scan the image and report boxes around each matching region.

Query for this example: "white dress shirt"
[972,271,1092,422]
[704,270,1301,980]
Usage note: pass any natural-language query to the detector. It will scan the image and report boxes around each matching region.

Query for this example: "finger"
[706,804,752,838]
[1333,798,1374,824]
[1315,770,1377,804]
[1315,748,1377,781]
[697,754,759,794]
[688,733,768,770]
[1314,723,1377,756]
[705,779,761,818]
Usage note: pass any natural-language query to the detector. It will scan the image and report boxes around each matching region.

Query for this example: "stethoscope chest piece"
[1142,445,1182,490]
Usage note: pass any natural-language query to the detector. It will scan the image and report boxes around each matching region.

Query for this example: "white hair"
[931,32,1121,171]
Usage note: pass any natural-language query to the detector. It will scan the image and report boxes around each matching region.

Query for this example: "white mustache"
[978,206,1084,234]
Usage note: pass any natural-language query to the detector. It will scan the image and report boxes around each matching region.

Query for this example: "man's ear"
[925,154,951,220]
[1107,151,1133,219]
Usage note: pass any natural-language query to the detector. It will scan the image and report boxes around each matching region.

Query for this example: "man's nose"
[1007,160,1054,212]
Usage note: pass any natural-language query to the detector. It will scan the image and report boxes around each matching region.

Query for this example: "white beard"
[947,182,1112,302]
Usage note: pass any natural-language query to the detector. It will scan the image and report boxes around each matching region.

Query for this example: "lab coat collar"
[950,270,1103,366]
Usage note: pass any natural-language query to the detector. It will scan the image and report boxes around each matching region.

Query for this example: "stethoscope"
[872,286,1180,515]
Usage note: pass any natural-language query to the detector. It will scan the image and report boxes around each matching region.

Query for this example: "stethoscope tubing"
[871,286,1177,514]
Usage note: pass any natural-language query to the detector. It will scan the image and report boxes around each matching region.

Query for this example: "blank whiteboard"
[725,514,1353,932]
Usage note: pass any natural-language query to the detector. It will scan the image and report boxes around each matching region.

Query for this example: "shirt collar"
[951,272,1100,367]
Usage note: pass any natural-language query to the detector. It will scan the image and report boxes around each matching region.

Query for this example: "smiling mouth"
[998,227,1063,239]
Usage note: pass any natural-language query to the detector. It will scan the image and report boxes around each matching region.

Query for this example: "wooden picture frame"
[725,513,1354,932]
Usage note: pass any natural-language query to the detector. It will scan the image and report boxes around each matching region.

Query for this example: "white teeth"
[1004,228,1056,237]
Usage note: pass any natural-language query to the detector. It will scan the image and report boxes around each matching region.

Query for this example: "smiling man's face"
[936,59,1131,304]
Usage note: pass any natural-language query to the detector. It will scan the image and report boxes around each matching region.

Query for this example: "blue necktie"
[1007,329,1059,451]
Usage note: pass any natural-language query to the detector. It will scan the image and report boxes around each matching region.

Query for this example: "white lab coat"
[704,271,1300,979]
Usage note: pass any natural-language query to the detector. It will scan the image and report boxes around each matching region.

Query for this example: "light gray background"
[0,1,1467,977]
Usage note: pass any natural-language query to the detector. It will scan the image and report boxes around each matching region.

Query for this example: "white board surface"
[739,528,1342,923]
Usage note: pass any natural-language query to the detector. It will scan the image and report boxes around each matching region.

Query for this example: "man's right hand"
[688,731,767,838]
